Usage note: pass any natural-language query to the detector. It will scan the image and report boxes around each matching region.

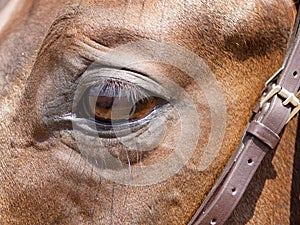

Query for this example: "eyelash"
[89,78,151,103]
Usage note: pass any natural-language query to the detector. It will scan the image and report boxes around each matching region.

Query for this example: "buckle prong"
[260,84,281,108]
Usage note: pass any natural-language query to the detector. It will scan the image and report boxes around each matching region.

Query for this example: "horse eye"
[87,95,160,123]
[78,82,167,125]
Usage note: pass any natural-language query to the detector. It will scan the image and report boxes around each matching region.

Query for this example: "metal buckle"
[260,84,300,124]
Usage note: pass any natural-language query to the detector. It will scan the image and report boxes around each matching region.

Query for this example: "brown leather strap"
[247,121,280,149]
[189,4,300,225]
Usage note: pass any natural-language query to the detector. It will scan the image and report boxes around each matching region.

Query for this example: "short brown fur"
[0,0,298,224]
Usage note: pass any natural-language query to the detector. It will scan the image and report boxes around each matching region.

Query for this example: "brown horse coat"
[0,0,299,224]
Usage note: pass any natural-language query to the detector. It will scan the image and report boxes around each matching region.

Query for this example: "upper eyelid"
[75,67,171,101]
[76,38,110,62]
[88,78,152,104]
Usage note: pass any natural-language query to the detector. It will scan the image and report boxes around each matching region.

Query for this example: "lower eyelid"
[59,105,163,139]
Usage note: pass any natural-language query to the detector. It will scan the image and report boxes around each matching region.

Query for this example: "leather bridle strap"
[189,4,300,225]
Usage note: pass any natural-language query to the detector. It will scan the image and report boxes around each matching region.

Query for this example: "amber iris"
[87,95,158,123]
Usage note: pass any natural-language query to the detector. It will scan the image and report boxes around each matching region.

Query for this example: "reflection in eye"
[78,79,167,125]
[88,95,160,123]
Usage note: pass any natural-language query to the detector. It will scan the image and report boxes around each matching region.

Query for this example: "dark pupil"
[95,96,114,109]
